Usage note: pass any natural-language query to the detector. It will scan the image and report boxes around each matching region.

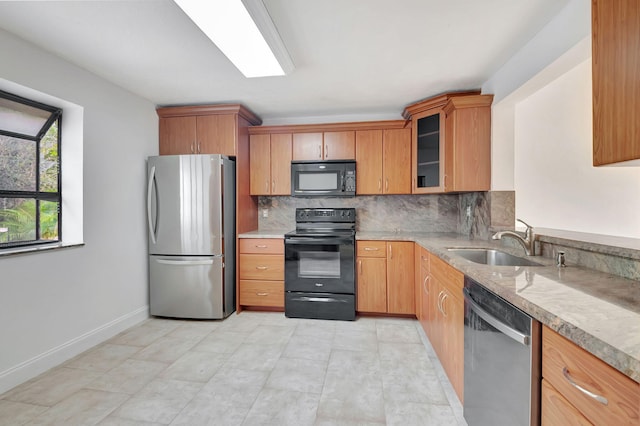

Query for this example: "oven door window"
[285,241,354,293]
[299,250,340,278]
[298,172,339,191]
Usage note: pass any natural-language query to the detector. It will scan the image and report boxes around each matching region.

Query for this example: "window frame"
[0,89,62,249]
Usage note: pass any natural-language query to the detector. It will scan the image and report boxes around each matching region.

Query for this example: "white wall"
[483,0,591,191]
[514,60,640,237]
[0,29,158,393]
[480,0,640,238]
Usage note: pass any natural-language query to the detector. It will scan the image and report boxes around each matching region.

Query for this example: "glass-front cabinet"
[413,108,445,193]
[403,91,493,194]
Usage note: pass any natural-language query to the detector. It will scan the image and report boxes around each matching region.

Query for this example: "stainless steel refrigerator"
[146,154,236,319]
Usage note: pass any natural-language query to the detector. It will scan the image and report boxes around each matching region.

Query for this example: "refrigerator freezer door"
[148,155,223,255]
[149,255,232,319]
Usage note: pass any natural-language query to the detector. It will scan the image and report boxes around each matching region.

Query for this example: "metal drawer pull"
[296,296,342,303]
[562,367,608,405]
[255,244,268,248]
[256,266,268,270]
[256,292,269,296]
[463,288,530,345]
[364,247,379,251]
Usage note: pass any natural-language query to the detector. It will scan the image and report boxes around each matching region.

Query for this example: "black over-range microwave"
[291,160,356,197]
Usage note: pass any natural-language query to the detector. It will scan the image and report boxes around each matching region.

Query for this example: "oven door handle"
[463,288,530,346]
[285,237,354,245]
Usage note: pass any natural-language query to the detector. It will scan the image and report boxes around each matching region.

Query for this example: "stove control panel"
[295,208,356,223]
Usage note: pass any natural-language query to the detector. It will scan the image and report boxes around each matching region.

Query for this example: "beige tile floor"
[0,311,466,425]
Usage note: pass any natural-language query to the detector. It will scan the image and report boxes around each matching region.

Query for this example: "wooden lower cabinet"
[542,326,639,425]
[238,239,284,309]
[417,248,464,403]
[542,379,591,426]
[356,240,415,315]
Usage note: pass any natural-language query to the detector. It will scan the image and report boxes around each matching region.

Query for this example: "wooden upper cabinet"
[196,114,236,156]
[443,96,492,192]
[592,0,640,166]
[159,116,197,155]
[356,128,411,195]
[356,130,384,194]
[270,134,292,195]
[383,128,411,194]
[249,133,292,196]
[292,131,355,161]
[403,91,492,194]
[249,134,271,195]
[157,104,261,156]
[323,131,355,160]
[292,133,323,160]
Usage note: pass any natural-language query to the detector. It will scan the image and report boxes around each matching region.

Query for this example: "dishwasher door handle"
[463,288,530,346]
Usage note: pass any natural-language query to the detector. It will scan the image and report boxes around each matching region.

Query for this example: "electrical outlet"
[262,209,269,218]
[466,206,471,218]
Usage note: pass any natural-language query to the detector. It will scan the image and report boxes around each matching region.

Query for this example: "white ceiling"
[0,0,569,123]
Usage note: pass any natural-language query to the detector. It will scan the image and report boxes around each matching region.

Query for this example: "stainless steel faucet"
[492,219,536,256]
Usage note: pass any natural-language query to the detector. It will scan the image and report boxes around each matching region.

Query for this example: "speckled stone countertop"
[238,229,289,239]
[358,231,640,382]
[238,229,640,381]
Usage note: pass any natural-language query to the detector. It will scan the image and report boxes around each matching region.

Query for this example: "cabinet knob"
[255,244,268,248]
[272,180,275,193]
[378,178,382,191]
[385,178,389,191]
[256,292,269,296]
[363,247,379,251]
[256,266,268,270]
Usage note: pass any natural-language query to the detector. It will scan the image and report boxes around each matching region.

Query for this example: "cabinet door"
[249,134,271,195]
[356,257,387,313]
[383,128,411,194]
[270,133,292,195]
[386,242,415,315]
[412,108,445,193]
[159,116,197,155]
[592,0,640,165]
[444,103,491,192]
[541,379,591,426]
[441,287,464,403]
[355,130,383,194]
[197,114,236,155]
[324,131,355,160]
[293,133,323,160]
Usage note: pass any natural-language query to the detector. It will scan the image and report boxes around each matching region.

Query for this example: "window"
[0,90,62,249]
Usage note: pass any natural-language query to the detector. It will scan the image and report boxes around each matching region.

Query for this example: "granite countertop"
[239,229,640,381]
[238,229,289,239]
[359,231,640,382]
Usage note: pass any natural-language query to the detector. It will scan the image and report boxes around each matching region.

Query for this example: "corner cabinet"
[592,0,640,166]
[402,92,493,193]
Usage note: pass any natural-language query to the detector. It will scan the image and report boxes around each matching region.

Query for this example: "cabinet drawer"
[239,254,284,280]
[542,327,639,425]
[430,255,463,298]
[357,240,386,258]
[239,280,284,307]
[239,238,284,254]
[541,379,591,426]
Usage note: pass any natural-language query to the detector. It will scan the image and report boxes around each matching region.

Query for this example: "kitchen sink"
[447,248,543,267]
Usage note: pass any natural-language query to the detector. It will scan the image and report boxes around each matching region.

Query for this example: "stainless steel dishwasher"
[463,276,541,426]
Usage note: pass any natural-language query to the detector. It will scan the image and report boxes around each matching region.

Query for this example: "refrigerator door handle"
[147,165,157,244]
[155,258,218,266]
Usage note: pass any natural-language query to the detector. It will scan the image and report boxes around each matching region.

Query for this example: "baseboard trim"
[0,306,149,395]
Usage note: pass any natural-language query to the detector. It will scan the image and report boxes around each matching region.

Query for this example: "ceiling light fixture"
[174,0,294,78]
